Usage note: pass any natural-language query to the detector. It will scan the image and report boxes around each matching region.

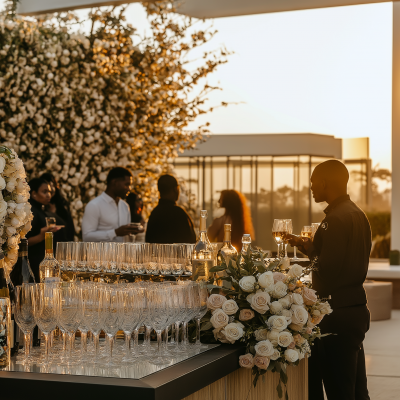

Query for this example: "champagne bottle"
[192,210,213,281]
[10,238,35,287]
[39,232,60,283]
[0,251,10,298]
[217,224,238,266]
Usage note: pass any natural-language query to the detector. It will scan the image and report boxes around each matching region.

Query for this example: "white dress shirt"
[82,192,131,242]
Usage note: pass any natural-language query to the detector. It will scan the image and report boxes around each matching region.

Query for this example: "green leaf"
[200,321,213,331]
[280,368,288,385]
[209,265,227,272]
[240,268,249,276]
[277,381,283,399]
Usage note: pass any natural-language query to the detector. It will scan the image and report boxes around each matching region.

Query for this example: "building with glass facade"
[173,133,370,251]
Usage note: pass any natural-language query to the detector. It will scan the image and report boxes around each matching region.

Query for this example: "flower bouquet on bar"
[199,248,332,399]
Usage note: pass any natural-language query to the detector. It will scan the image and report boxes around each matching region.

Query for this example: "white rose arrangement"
[0,146,33,273]
[199,249,332,399]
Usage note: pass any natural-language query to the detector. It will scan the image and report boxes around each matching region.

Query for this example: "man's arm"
[82,202,117,242]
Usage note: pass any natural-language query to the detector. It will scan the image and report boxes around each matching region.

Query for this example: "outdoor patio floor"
[364,309,400,400]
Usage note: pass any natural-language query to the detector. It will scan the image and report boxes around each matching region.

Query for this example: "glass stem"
[124,332,131,359]
[294,246,297,259]
[108,335,114,360]
[195,318,201,345]
[156,330,162,356]
[81,331,87,358]
[284,243,288,258]
[62,332,67,352]
[132,329,139,355]
[24,332,31,359]
[68,334,73,360]
[144,325,151,347]
[183,322,188,345]
[44,333,49,363]
[94,333,100,362]
[170,324,175,344]
[174,322,180,344]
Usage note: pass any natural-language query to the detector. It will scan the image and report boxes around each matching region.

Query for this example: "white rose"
[222,299,239,315]
[296,349,305,360]
[207,294,227,310]
[258,271,274,290]
[291,293,304,305]
[0,157,5,173]
[278,331,293,347]
[6,226,16,235]
[0,177,5,190]
[270,348,281,361]
[250,291,270,314]
[7,236,18,247]
[6,180,16,191]
[221,323,244,343]
[210,309,230,329]
[268,315,288,332]
[288,264,303,278]
[254,340,275,357]
[16,195,28,204]
[254,328,269,341]
[11,217,21,227]
[313,309,321,317]
[318,302,333,315]
[278,295,291,309]
[213,328,229,343]
[14,209,25,219]
[239,276,256,292]
[291,304,309,326]
[284,349,299,363]
[270,301,283,314]
[272,281,288,299]
[281,309,293,324]
[267,329,280,345]
[0,200,7,214]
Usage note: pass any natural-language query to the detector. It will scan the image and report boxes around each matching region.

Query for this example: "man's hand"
[284,233,312,255]
[115,224,143,237]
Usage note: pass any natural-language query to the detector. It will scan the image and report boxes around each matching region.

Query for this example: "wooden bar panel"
[184,359,308,400]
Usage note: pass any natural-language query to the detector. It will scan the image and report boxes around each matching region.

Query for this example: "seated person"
[82,167,141,242]
[145,175,196,244]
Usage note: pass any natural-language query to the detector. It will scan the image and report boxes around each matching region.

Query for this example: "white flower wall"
[0,2,226,234]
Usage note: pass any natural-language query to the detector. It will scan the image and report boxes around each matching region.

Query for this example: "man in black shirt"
[145,175,196,244]
[288,160,371,400]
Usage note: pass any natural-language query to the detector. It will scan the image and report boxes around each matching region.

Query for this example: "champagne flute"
[272,219,286,259]
[193,281,209,348]
[283,219,292,258]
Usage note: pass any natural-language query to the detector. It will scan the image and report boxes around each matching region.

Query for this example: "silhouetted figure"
[40,173,76,241]
[208,190,254,251]
[288,160,371,400]
[145,175,196,244]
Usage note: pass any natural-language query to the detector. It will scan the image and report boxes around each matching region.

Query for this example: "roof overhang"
[180,133,342,158]
[17,0,395,17]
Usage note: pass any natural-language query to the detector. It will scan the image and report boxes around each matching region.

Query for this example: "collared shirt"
[145,198,196,244]
[82,192,131,242]
[307,195,372,309]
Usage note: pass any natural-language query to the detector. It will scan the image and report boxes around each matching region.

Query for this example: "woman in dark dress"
[26,178,63,282]
[40,173,76,241]
[126,192,145,224]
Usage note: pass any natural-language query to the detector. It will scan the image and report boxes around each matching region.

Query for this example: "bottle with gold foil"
[192,210,213,281]
[217,224,238,266]
[39,232,60,283]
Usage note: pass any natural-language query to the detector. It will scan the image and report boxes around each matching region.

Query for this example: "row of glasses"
[13,279,210,368]
[56,242,195,276]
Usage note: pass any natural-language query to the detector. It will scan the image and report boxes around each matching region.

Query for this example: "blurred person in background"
[82,167,142,242]
[40,172,76,241]
[26,178,63,282]
[146,174,196,244]
[208,189,255,251]
[126,192,145,225]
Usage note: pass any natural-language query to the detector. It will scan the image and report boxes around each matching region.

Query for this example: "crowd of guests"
[26,167,254,279]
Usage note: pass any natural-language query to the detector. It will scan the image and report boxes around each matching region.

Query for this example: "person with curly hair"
[208,190,255,251]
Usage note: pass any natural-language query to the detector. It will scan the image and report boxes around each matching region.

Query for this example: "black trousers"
[309,305,370,400]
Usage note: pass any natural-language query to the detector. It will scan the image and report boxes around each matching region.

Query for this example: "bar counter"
[0,344,308,400]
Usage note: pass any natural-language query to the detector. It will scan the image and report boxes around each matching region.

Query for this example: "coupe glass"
[14,284,36,364]
[34,283,58,365]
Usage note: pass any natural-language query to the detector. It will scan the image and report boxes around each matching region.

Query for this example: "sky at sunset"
[1,1,393,170]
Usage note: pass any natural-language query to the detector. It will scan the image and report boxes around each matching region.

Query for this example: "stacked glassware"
[56,242,195,277]
[12,280,209,369]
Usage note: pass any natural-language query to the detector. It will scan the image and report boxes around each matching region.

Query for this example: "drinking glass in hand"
[301,226,312,239]
[272,219,287,258]
[45,217,56,227]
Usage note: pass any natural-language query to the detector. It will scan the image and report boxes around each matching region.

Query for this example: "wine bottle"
[39,232,61,283]
[10,238,35,287]
[217,224,238,266]
[192,210,213,281]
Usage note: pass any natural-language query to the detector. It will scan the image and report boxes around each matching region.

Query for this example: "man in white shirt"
[82,167,141,242]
